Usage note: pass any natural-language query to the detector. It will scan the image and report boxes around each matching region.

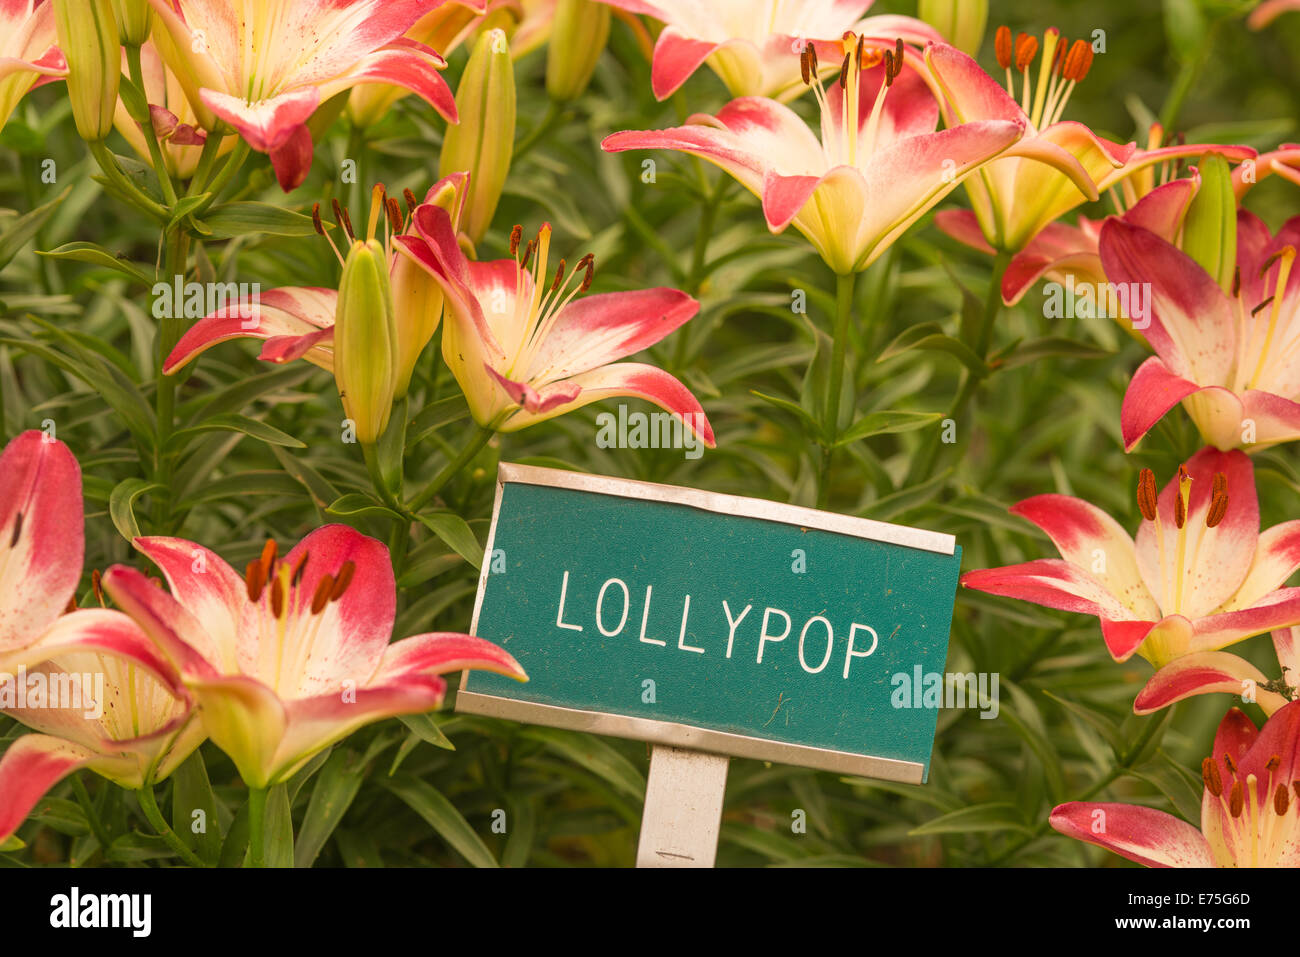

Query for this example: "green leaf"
[751,389,820,436]
[408,394,470,446]
[168,413,306,452]
[384,775,499,868]
[326,492,403,522]
[909,802,1030,835]
[521,728,646,799]
[37,241,153,285]
[168,193,211,230]
[117,76,150,124]
[171,750,222,865]
[0,185,71,270]
[295,749,366,869]
[994,337,1112,370]
[416,510,484,569]
[109,478,162,542]
[261,784,295,868]
[105,832,174,862]
[878,322,988,376]
[397,713,456,751]
[833,411,942,447]
[198,202,321,239]
[0,834,24,852]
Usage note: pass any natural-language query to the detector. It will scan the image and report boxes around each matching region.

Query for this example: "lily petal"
[1049,801,1215,868]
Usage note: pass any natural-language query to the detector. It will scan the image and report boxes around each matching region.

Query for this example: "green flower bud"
[439,28,515,243]
[335,239,399,445]
[545,0,611,102]
[1182,154,1238,294]
[918,0,987,57]
[54,0,121,141]
[112,0,151,46]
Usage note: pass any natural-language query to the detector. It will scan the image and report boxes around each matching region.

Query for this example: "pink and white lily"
[0,0,66,133]
[592,0,939,101]
[1134,625,1298,717]
[101,524,526,788]
[398,203,715,442]
[163,175,468,402]
[1101,211,1300,452]
[961,448,1300,670]
[924,34,1252,253]
[0,611,202,843]
[1050,703,1300,867]
[144,0,458,191]
[603,36,1025,275]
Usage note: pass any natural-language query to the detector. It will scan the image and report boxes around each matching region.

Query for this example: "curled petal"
[1049,802,1214,868]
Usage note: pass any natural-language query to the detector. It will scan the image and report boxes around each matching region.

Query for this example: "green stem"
[817,270,857,509]
[185,132,225,198]
[407,426,494,512]
[71,774,112,853]
[362,441,404,513]
[514,101,563,161]
[152,226,191,531]
[136,786,207,868]
[247,787,267,868]
[192,140,248,216]
[908,250,1011,485]
[125,44,178,206]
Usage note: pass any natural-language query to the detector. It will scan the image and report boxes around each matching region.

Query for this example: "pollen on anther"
[1275,783,1291,816]
[246,559,266,603]
[1206,472,1229,528]
[310,574,334,615]
[1224,752,1238,776]
[1266,754,1281,773]
[995,25,1012,70]
[1202,756,1223,797]
[311,203,325,236]
[1228,780,1244,817]
[329,560,356,601]
[1014,32,1038,72]
[403,188,418,217]
[91,568,104,607]
[271,578,285,618]
[1136,468,1158,521]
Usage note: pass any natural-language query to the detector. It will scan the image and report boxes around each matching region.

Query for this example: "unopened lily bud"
[334,239,398,445]
[112,0,151,46]
[54,0,121,141]
[1182,154,1238,294]
[391,174,467,398]
[919,0,987,57]
[546,0,611,102]
[439,28,515,243]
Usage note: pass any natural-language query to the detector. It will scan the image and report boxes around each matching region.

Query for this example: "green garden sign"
[457,463,963,865]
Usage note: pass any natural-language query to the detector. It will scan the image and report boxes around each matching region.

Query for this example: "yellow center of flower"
[1205,751,1298,866]
[799,33,904,170]
[1242,245,1297,392]
[504,223,595,382]
[243,538,356,695]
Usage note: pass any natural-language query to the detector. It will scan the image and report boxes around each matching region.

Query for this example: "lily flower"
[0,610,203,844]
[397,204,715,442]
[0,0,67,134]
[1233,143,1300,198]
[603,35,1025,275]
[1100,211,1300,451]
[961,448,1300,669]
[592,0,939,101]
[101,525,526,788]
[1050,703,1300,867]
[1134,625,1298,717]
[163,176,468,405]
[924,31,1251,253]
[144,0,459,191]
